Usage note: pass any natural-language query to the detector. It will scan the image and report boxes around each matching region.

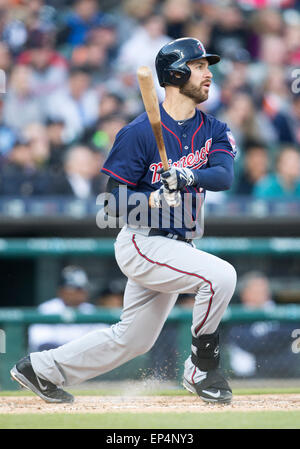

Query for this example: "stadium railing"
[0,237,300,256]
[1,305,300,390]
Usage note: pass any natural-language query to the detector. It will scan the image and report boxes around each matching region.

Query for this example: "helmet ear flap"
[166,64,191,86]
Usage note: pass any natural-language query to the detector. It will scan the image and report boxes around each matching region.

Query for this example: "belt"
[148,228,193,244]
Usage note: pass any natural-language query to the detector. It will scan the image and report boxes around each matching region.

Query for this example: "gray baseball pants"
[31,225,237,387]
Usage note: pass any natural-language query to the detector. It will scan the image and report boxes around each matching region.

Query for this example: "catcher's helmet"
[155,37,220,87]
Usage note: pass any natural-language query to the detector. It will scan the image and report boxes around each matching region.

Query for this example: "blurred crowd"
[0,0,300,199]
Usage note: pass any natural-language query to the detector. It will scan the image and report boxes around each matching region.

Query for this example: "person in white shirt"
[116,14,172,101]
[28,266,107,352]
[48,145,106,198]
[45,67,99,143]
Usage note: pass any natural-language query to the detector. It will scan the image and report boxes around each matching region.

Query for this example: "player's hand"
[149,186,181,208]
[163,188,181,207]
[160,167,195,191]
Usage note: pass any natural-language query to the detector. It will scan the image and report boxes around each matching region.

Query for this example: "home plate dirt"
[1,394,300,414]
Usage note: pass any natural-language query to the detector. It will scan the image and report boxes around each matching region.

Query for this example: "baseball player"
[11,38,237,405]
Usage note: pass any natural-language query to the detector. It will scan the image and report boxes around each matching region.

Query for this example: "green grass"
[1,387,300,397]
[0,411,300,429]
[1,388,299,429]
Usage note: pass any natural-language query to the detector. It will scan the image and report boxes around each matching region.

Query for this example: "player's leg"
[183,250,236,404]
[116,230,236,313]
[11,279,178,401]
[115,228,236,403]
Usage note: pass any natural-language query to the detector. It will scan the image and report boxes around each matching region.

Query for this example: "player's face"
[179,59,212,104]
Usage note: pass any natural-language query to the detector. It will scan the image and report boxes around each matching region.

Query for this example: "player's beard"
[179,81,209,104]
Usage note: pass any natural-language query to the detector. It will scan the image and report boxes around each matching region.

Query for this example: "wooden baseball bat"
[137,66,169,171]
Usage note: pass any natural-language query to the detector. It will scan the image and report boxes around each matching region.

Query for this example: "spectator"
[209,4,249,58]
[192,0,221,25]
[86,16,119,61]
[94,278,125,309]
[3,65,43,133]
[248,34,287,88]
[237,271,275,310]
[0,41,13,73]
[235,142,269,195]
[183,18,212,49]
[10,0,56,34]
[22,122,50,167]
[225,271,300,378]
[212,49,253,113]
[0,99,17,158]
[116,0,158,43]
[0,138,49,196]
[70,17,119,82]
[1,6,27,55]
[250,7,283,35]
[116,14,171,99]
[97,92,125,122]
[253,145,300,199]
[2,0,56,55]
[105,63,143,118]
[17,29,68,101]
[70,41,109,83]
[260,66,291,119]
[285,22,300,66]
[48,145,106,198]
[247,8,283,60]
[217,92,276,149]
[45,66,99,142]
[57,0,107,47]
[28,265,103,352]
[272,94,300,145]
[86,114,128,155]
[162,0,193,39]
[45,117,68,175]
[259,34,287,67]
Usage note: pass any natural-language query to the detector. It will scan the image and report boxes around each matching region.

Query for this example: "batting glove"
[149,186,181,208]
[160,167,195,191]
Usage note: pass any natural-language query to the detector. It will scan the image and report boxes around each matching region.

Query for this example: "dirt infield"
[1,394,300,414]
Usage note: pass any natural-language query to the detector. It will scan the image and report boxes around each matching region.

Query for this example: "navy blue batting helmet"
[155,37,220,87]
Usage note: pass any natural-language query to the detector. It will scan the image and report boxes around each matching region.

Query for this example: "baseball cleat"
[10,356,74,404]
[183,369,232,404]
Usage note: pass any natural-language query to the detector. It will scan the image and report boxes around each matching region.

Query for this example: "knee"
[218,262,237,295]
[132,334,157,356]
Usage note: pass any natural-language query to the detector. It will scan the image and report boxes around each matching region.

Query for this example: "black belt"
[148,229,192,244]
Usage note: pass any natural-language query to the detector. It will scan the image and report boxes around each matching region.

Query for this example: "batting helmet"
[59,266,89,290]
[155,37,220,87]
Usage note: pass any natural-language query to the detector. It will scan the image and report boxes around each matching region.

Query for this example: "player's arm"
[190,151,234,191]
[160,152,234,192]
[161,123,237,192]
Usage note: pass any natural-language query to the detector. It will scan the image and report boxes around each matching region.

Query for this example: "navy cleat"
[183,369,232,404]
[10,356,74,404]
